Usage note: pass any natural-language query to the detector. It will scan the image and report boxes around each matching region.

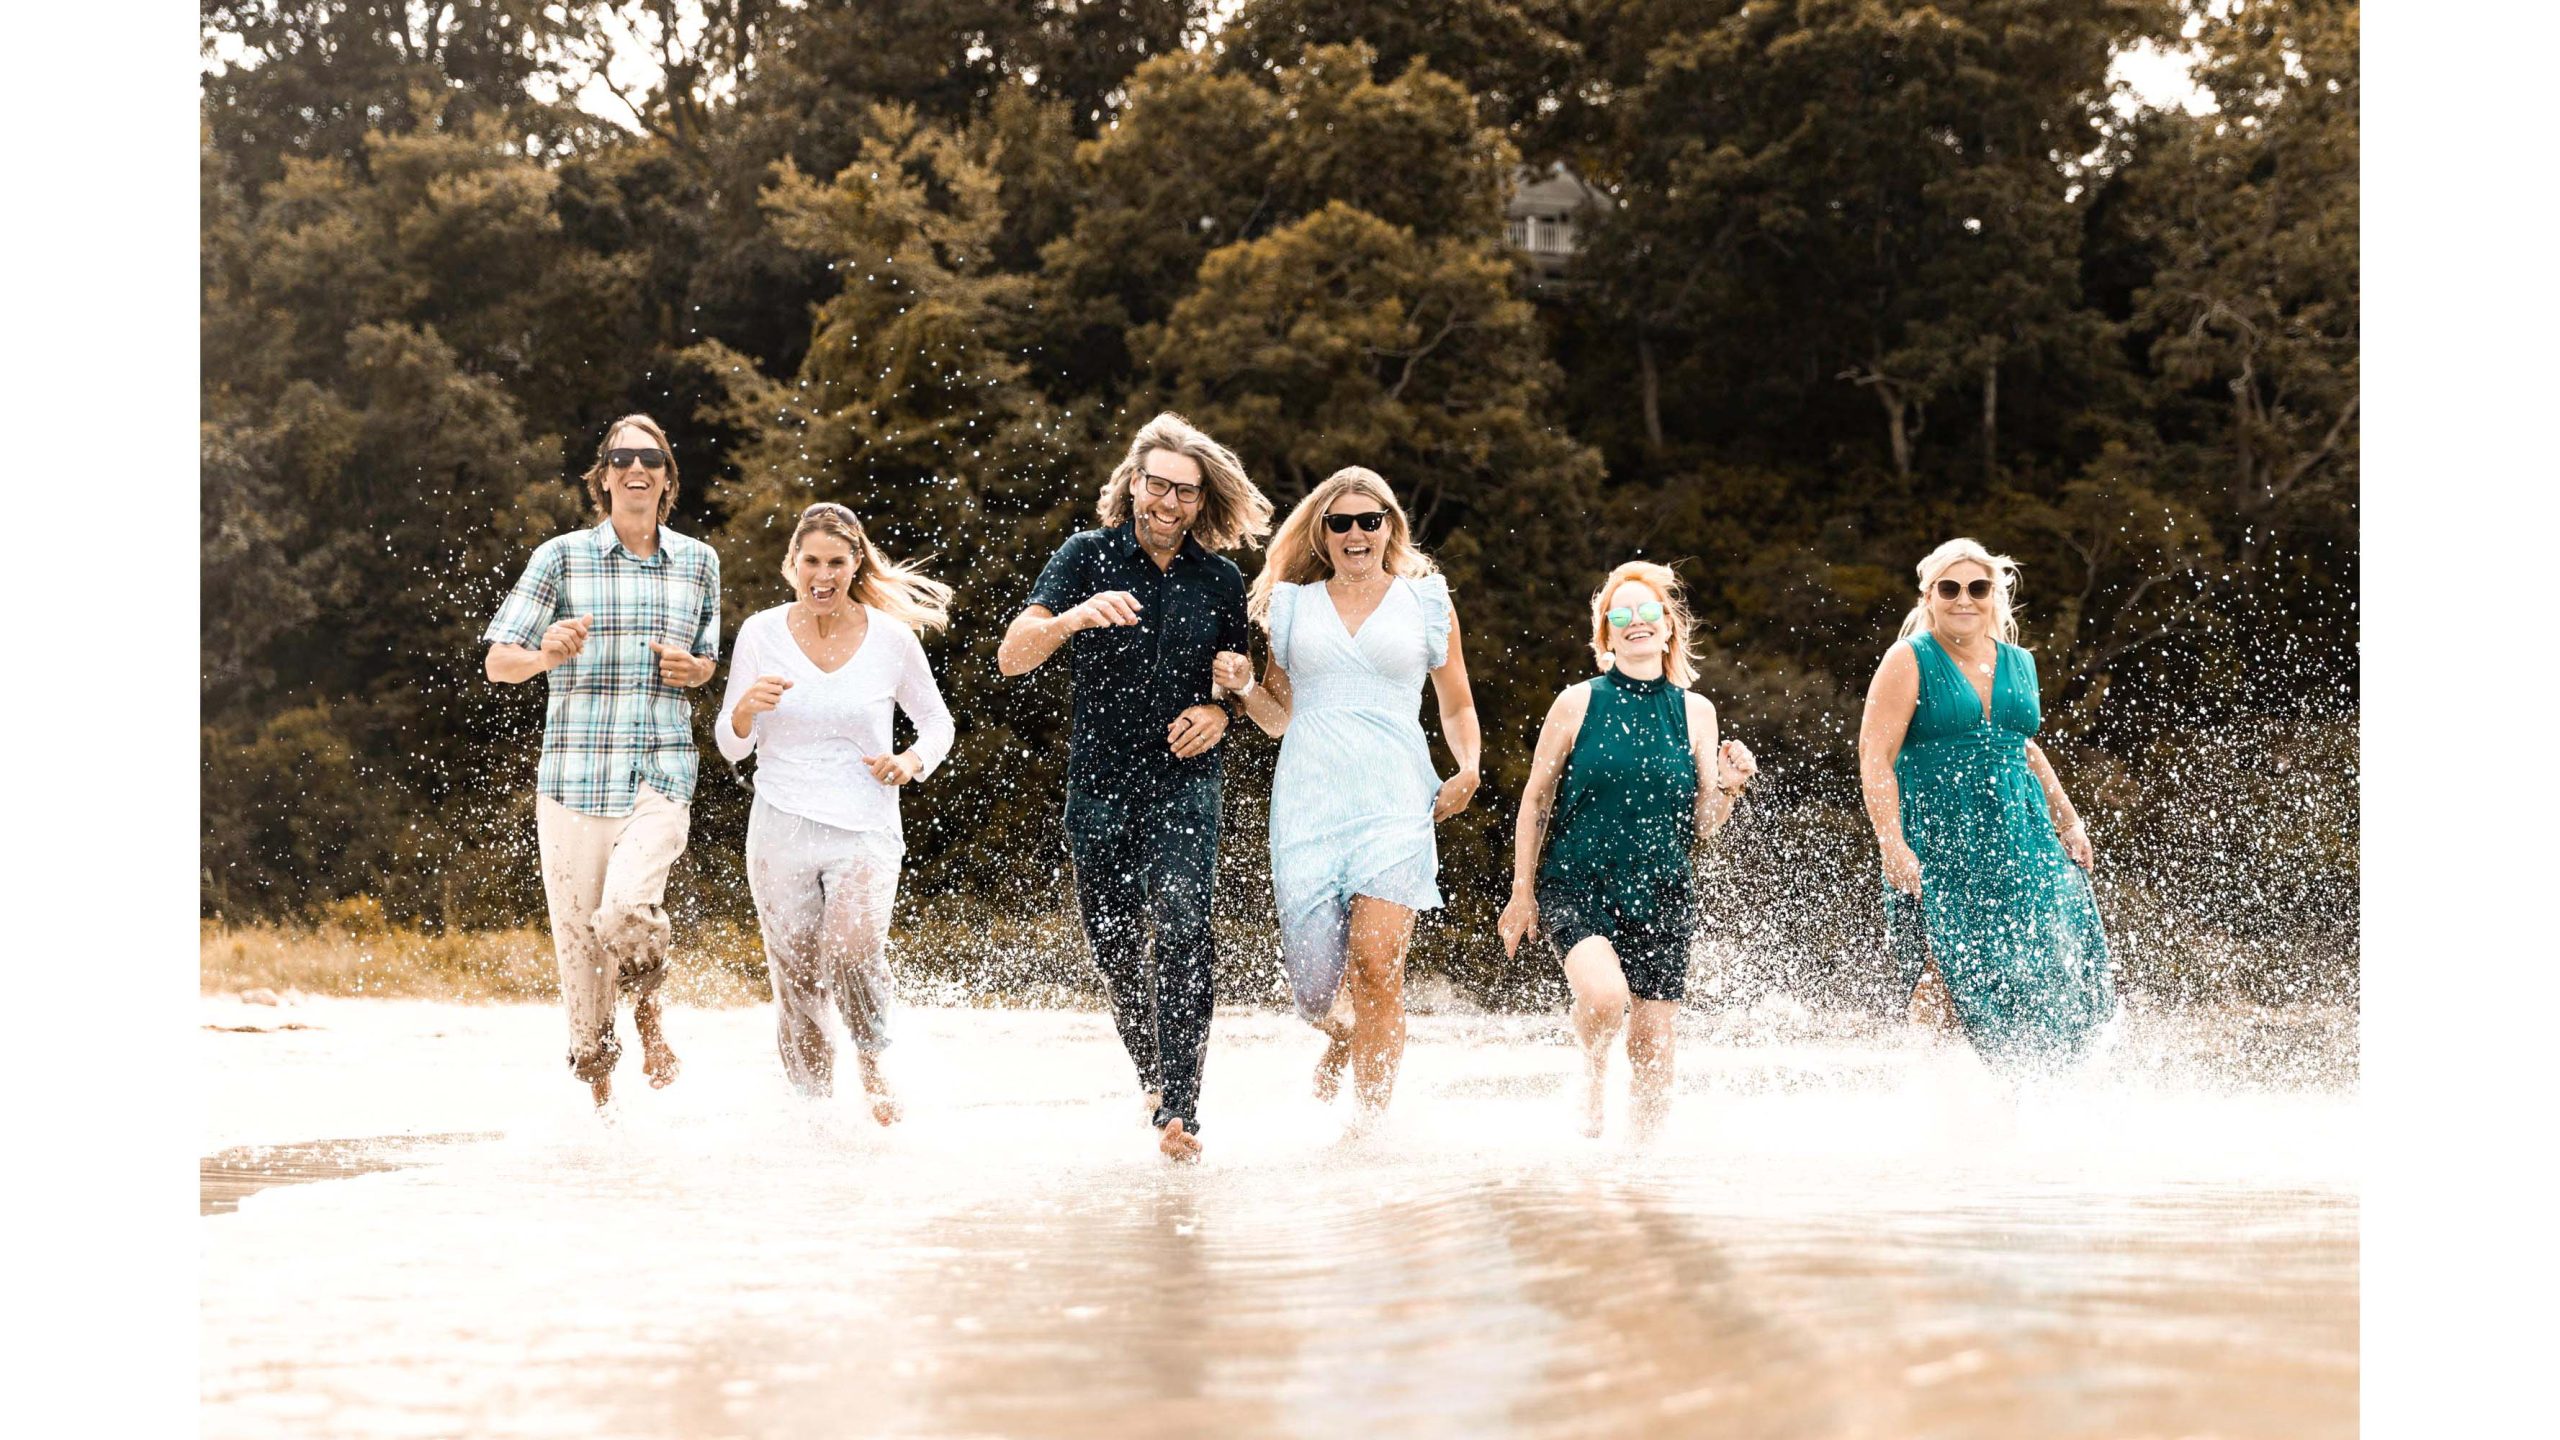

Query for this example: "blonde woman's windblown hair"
[1897,537,2022,646]
[1096,412,1275,554]
[1248,466,1439,625]
[783,502,954,634]
[1586,561,1699,689]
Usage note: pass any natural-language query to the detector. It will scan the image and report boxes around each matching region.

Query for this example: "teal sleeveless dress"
[1537,671,1698,1001]
[1886,633,2117,1068]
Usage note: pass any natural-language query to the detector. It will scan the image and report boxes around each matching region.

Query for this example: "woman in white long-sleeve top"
[717,502,955,1121]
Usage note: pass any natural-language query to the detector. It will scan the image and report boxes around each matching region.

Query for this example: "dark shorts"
[1538,869,1695,1002]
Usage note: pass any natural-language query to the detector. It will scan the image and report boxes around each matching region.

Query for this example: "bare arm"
[997,605,1077,676]
[1859,644,1923,893]
[1237,659,1294,736]
[484,614,592,685]
[1427,605,1482,819]
[1686,694,1742,843]
[997,592,1141,677]
[1498,685,1590,956]
[2024,740,2094,866]
[485,643,551,684]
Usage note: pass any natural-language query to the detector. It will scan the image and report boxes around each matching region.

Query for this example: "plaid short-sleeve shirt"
[484,522,723,816]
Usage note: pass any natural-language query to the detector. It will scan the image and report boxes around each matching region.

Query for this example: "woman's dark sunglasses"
[607,447,669,471]
[1323,511,1388,534]
[1934,578,1995,600]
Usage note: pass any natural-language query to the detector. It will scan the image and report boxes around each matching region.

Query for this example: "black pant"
[1063,772,1222,1132]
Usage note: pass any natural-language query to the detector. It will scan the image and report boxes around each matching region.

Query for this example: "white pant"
[537,786,692,1080]
[745,798,904,1095]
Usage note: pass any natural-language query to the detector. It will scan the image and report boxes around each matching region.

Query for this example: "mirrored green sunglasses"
[1606,601,1665,628]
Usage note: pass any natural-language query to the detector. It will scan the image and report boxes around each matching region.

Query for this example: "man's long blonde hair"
[1248,466,1439,624]
[1896,537,2022,646]
[1586,560,1699,688]
[784,503,953,634]
[1096,412,1274,553]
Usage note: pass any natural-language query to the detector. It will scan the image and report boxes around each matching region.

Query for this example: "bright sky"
[203,10,2213,136]
[539,9,2214,134]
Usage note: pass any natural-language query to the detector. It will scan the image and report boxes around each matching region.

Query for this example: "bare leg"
[1908,958,1961,1036]
[1343,896,1417,1121]
[634,993,681,1089]
[589,1073,613,1108]
[1311,988,1355,1103]
[857,1052,902,1126]
[1561,937,1631,1138]
[1625,999,1679,1139]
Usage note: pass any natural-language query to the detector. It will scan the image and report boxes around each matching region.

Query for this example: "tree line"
[201,0,2358,1006]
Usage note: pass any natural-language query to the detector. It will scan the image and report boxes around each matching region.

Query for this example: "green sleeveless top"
[1542,670,1696,884]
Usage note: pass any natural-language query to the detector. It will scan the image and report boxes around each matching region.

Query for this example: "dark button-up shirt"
[1027,521,1250,797]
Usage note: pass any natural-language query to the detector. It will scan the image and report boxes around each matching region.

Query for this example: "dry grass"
[197,896,1117,1008]
[200,916,771,1007]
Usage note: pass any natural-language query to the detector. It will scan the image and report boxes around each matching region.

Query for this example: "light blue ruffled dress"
[1264,574,1453,1019]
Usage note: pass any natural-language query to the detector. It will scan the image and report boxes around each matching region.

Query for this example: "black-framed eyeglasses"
[606,447,669,472]
[1323,511,1388,534]
[1139,473,1204,505]
[1934,578,1995,600]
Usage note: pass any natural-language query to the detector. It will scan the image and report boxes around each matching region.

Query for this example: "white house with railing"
[1504,161,1611,287]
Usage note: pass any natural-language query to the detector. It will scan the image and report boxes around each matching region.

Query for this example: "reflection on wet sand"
[200,1004,2356,1439]
[201,1134,500,1215]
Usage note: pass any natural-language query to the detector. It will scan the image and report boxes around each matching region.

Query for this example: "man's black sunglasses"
[1323,511,1388,534]
[607,447,670,472]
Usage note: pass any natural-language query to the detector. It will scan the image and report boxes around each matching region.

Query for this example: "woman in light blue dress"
[1226,467,1480,1120]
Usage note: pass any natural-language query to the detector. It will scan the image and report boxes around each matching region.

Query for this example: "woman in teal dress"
[1229,467,1481,1122]
[1858,538,2118,1072]
[1499,562,1756,1137]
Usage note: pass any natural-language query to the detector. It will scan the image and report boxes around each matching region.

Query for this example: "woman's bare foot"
[1157,1117,1202,1163]
[590,1073,614,1109]
[634,999,681,1089]
[858,1054,902,1126]
[1312,1025,1352,1103]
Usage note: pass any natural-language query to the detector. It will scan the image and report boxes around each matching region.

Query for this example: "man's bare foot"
[634,1000,680,1089]
[1578,1061,1606,1139]
[858,1054,902,1126]
[1312,1028,1352,1103]
[1141,1089,1163,1127]
[1157,1116,1202,1163]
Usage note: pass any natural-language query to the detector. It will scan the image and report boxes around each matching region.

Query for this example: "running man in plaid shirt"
[484,414,722,1107]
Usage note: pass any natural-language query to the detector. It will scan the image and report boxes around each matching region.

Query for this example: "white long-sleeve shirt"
[715,604,955,836]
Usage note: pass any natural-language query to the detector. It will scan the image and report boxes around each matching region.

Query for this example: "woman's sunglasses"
[1606,601,1665,628]
[1323,511,1388,534]
[606,447,669,471]
[1934,578,1996,600]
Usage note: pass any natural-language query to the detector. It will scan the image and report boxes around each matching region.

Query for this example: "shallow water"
[200,999,2355,1438]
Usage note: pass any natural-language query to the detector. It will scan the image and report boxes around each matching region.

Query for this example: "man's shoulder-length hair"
[1096,412,1275,553]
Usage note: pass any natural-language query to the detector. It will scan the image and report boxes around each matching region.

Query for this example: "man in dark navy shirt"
[999,413,1273,1161]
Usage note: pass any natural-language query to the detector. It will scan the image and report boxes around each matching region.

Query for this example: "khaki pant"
[537,785,691,1080]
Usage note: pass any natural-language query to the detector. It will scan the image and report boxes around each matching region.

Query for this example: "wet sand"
[201,997,2356,1438]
